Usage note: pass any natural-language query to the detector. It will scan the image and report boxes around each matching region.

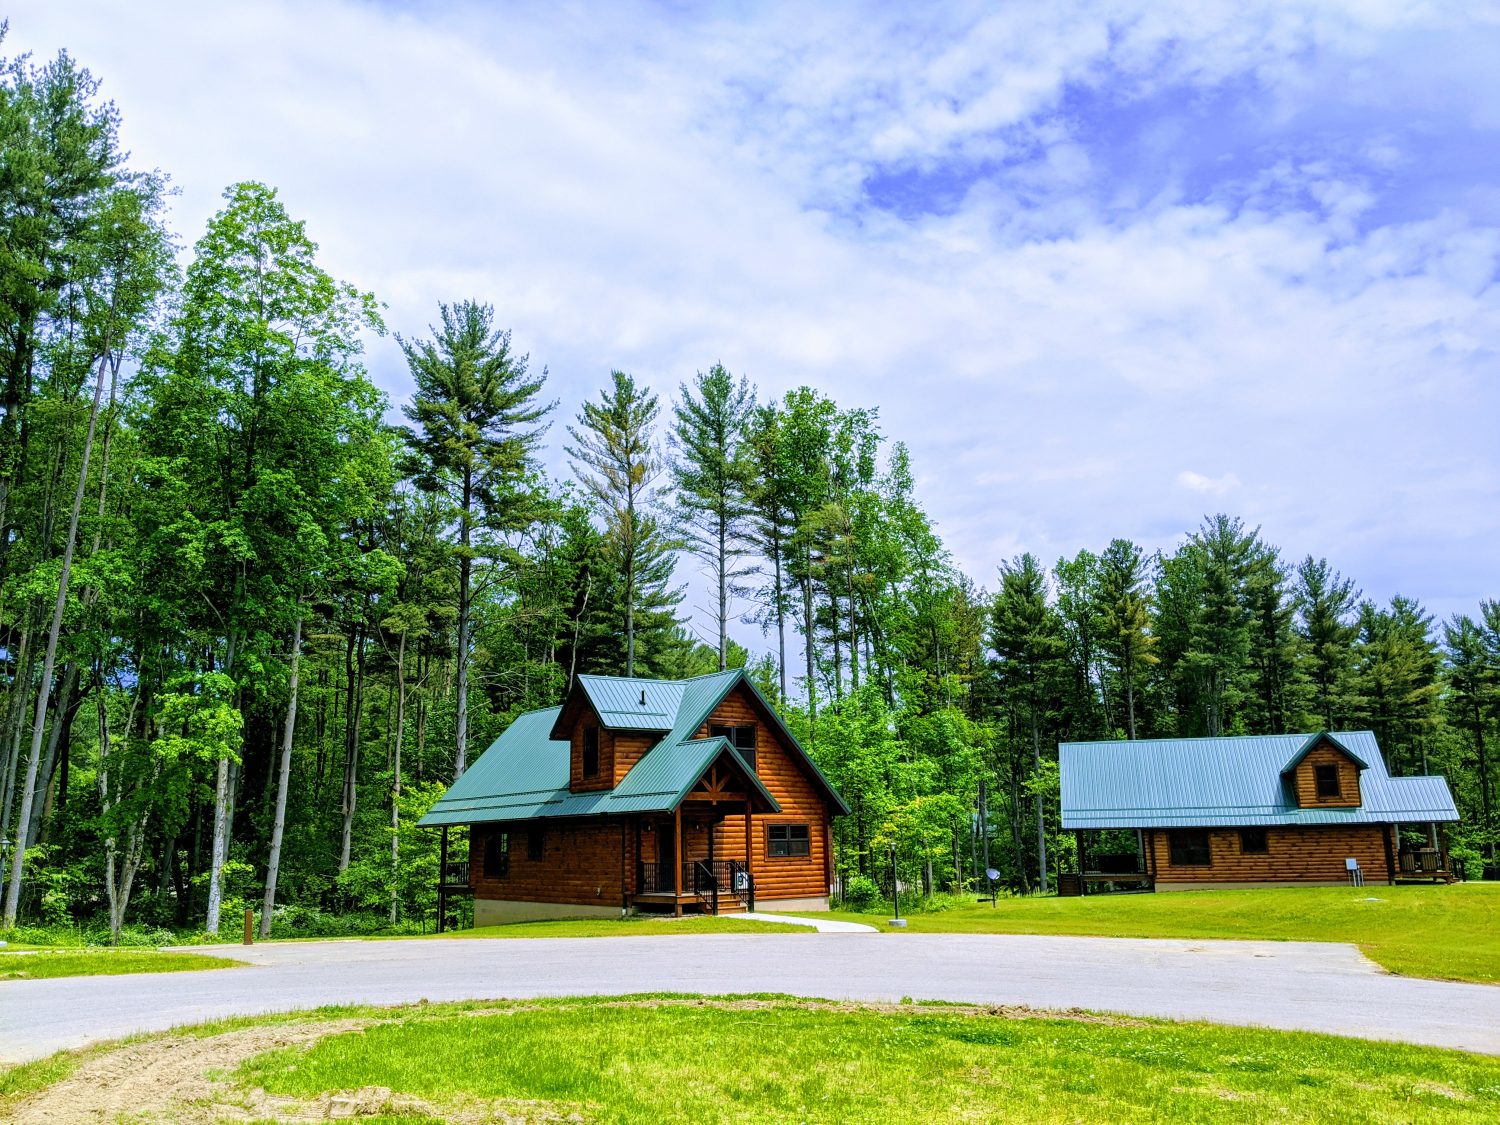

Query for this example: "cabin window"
[768,823,810,858]
[582,728,600,778]
[483,831,509,878]
[1168,830,1211,866]
[710,724,757,773]
[1240,828,1268,854]
[1314,764,1340,798]
[527,828,544,861]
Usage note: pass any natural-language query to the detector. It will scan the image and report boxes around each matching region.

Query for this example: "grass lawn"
[437,915,806,939]
[810,882,1500,983]
[0,948,242,980]
[217,996,1500,1123]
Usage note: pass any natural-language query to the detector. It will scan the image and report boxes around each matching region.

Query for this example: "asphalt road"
[4,932,1498,1062]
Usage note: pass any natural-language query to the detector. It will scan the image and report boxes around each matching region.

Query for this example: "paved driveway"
[4,932,1498,1062]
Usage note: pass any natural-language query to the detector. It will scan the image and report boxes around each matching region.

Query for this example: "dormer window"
[1315,764,1340,798]
[582,728,600,778]
[711,724,757,773]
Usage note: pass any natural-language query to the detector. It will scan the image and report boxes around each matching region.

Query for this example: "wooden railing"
[1399,850,1444,874]
[441,860,471,889]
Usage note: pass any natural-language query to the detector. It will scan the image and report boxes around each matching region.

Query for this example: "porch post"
[437,826,449,934]
[708,813,718,915]
[1075,830,1085,896]
[745,801,754,912]
[673,805,683,917]
[1382,823,1397,885]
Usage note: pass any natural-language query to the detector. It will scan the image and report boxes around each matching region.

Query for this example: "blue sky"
[8,0,1499,641]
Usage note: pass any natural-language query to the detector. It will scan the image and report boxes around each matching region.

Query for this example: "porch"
[1059,830,1153,896]
[629,798,760,916]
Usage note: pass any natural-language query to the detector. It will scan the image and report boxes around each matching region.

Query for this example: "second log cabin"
[1059,730,1460,892]
[419,669,849,923]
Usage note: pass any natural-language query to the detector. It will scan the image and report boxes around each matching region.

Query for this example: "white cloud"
[5,0,1498,630]
[1177,471,1242,496]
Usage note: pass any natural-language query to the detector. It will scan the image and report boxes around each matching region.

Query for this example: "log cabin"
[1058,731,1459,893]
[418,669,850,924]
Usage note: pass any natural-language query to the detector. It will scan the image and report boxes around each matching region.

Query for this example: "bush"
[836,874,880,911]
[264,904,424,940]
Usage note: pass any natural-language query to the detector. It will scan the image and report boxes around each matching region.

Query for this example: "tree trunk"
[717,512,728,671]
[1031,705,1048,894]
[455,468,472,774]
[260,611,303,938]
[339,619,367,873]
[389,629,407,925]
[3,355,107,926]
[204,629,240,937]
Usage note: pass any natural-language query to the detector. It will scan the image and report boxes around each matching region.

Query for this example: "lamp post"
[888,844,906,928]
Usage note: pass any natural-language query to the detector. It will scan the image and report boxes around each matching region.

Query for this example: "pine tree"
[668,364,755,671]
[400,301,550,775]
[567,371,680,676]
[1097,539,1156,740]
[1294,557,1360,729]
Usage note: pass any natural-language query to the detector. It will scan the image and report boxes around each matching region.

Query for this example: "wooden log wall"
[1292,742,1363,808]
[470,819,634,906]
[694,685,832,902]
[611,733,658,786]
[1146,823,1391,885]
[569,716,613,792]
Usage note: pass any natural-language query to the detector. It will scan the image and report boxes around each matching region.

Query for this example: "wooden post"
[1075,831,1085,897]
[438,826,449,934]
[744,801,754,912]
[1381,823,1397,885]
[708,812,717,916]
[242,907,254,945]
[673,806,683,917]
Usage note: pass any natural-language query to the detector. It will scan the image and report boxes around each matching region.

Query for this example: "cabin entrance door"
[656,816,676,882]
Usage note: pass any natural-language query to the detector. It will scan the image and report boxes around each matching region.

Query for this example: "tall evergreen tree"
[668,363,755,671]
[1097,538,1156,740]
[567,370,679,676]
[400,301,550,775]
[990,553,1065,892]
[1294,557,1360,729]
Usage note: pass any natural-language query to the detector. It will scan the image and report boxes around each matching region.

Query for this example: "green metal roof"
[1060,730,1458,830]
[418,669,844,828]
[576,674,686,730]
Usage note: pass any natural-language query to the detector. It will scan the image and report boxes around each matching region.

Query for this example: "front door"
[656,817,676,891]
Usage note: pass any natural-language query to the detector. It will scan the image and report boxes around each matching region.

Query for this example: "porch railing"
[441,860,471,889]
[635,859,753,910]
[1399,849,1445,875]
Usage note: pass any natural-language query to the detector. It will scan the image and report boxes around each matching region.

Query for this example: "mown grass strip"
[230,996,1500,1123]
[0,949,243,981]
[811,883,1500,983]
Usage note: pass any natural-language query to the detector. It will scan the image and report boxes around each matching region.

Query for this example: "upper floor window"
[711,723,757,773]
[582,727,600,778]
[483,831,509,878]
[1314,763,1340,798]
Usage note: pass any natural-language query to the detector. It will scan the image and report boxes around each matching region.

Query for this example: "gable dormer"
[1282,733,1367,809]
[551,676,676,793]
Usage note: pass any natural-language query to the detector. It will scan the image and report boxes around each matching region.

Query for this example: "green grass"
[0,948,242,980]
[438,916,806,939]
[812,883,1500,982]
[230,996,1500,1123]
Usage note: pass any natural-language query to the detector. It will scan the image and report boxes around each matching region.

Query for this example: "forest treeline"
[0,43,1494,938]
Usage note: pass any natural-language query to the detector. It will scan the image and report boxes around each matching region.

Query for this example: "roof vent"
[639,689,646,706]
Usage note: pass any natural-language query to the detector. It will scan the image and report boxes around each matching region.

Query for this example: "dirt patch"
[8,1019,368,1123]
